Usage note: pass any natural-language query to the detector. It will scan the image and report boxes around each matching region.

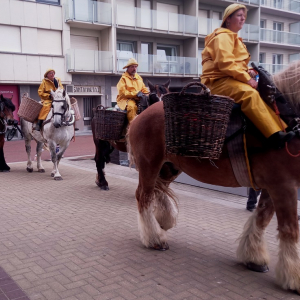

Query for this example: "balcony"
[117,52,199,76]
[65,0,112,26]
[66,49,113,73]
[259,63,289,74]
[240,24,260,42]
[261,0,300,14]
[198,19,259,42]
[198,18,221,36]
[116,5,198,35]
[260,29,300,46]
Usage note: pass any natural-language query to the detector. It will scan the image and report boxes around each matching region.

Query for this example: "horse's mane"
[53,87,71,108]
[273,60,300,113]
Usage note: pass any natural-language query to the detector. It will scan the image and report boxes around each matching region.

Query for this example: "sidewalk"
[1,138,299,300]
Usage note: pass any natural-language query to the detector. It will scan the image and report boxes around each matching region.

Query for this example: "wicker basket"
[70,97,81,121]
[93,105,127,140]
[18,93,43,123]
[163,82,234,159]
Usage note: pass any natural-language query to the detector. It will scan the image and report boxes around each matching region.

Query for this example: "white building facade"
[1,0,299,132]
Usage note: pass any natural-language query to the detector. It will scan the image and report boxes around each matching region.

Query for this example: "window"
[272,54,283,73]
[157,45,177,61]
[37,0,60,4]
[274,0,283,9]
[273,22,283,43]
[259,53,266,63]
[117,41,135,70]
[139,43,152,72]
[260,20,266,28]
[273,22,283,31]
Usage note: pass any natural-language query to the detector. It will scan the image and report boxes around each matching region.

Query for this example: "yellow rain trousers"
[201,28,286,138]
[38,77,63,120]
[116,72,149,123]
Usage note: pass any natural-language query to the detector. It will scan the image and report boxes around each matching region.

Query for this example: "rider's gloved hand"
[137,91,144,98]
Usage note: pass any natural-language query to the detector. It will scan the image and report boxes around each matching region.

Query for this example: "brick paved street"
[1,136,300,299]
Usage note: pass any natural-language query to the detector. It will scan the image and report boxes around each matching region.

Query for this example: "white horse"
[21,88,75,180]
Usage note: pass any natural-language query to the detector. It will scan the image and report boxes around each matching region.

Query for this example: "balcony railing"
[66,49,113,73]
[290,53,300,62]
[116,5,198,35]
[259,63,289,74]
[240,24,260,42]
[198,18,221,36]
[238,0,260,5]
[260,29,300,46]
[260,0,300,13]
[65,0,112,25]
[117,52,199,76]
[198,19,259,41]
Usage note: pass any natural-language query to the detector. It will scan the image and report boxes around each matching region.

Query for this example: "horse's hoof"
[38,169,45,173]
[100,185,109,191]
[151,242,169,251]
[54,176,63,181]
[246,262,269,273]
[26,167,33,173]
[51,173,55,177]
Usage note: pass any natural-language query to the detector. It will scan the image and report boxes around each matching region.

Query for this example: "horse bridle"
[51,98,75,126]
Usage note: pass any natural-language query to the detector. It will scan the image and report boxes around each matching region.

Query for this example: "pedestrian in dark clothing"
[247,188,261,212]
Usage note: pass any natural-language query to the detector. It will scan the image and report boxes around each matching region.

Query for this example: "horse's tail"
[154,176,179,213]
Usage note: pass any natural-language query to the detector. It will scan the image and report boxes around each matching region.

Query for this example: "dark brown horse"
[92,79,171,190]
[0,94,15,172]
[128,61,300,293]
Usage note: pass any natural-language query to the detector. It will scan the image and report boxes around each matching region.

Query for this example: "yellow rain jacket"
[116,72,149,123]
[201,28,286,138]
[38,77,63,120]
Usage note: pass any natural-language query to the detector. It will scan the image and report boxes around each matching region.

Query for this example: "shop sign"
[73,86,101,94]
[0,85,19,121]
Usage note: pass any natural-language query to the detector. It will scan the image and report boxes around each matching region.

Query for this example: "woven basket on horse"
[93,105,127,140]
[70,97,81,121]
[18,94,43,123]
[163,82,234,159]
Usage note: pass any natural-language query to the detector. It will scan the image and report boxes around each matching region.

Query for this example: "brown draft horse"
[0,94,15,172]
[128,60,300,293]
[92,79,171,190]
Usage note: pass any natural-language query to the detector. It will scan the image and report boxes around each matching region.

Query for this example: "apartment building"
[0,0,299,132]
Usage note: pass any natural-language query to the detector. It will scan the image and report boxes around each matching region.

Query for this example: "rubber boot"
[35,120,43,131]
[267,131,295,149]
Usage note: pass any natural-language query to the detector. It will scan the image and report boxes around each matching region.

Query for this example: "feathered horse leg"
[237,189,274,272]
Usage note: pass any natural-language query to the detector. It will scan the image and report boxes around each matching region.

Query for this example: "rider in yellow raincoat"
[201,3,295,148]
[36,68,63,131]
[116,58,149,123]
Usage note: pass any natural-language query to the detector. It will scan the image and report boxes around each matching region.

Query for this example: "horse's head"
[0,94,15,121]
[50,88,71,128]
[148,79,171,105]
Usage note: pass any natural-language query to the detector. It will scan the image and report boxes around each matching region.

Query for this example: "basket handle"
[179,82,211,96]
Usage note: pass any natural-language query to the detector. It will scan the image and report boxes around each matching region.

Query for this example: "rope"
[272,101,300,157]
[243,133,260,191]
